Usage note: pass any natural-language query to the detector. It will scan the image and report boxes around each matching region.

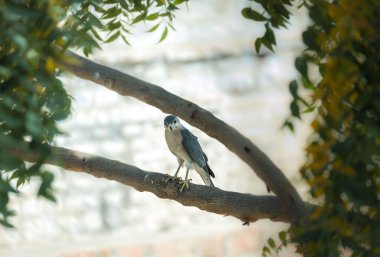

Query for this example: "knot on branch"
[104,76,116,89]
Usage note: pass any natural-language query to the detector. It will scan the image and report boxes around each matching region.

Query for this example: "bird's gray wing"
[180,128,207,168]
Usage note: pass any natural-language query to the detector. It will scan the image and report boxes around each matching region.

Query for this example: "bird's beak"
[169,125,173,131]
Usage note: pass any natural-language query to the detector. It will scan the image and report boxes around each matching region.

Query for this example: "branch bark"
[11,146,302,224]
[59,50,305,222]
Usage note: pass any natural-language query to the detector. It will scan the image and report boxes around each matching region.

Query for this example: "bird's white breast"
[165,129,192,162]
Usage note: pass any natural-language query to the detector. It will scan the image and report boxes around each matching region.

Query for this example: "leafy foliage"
[0,0,72,227]
[246,0,380,256]
[74,0,186,53]
[0,0,187,227]
[242,0,293,53]
[293,1,380,256]
[262,231,289,257]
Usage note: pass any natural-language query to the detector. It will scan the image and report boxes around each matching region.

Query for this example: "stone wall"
[0,1,309,256]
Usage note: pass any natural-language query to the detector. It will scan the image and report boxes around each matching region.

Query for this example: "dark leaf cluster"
[287,0,380,256]
[241,0,293,53]
[0,0,73,227]
[261,231,288,257]
[75,0,187,54]
[245,0,380,256]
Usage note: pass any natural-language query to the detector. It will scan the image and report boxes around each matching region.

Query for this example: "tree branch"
[11,146,301,224]
[59,50,305,222]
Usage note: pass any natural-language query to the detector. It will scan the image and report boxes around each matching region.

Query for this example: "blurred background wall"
[0,1,310,256]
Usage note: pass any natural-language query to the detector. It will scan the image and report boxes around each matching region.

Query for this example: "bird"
[163,115,215,192]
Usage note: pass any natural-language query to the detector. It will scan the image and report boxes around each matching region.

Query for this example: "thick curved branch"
[12,146,296,224]
[59,50,305,221]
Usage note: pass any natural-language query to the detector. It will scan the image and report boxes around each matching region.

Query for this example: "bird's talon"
[165,175,182,183]
[179,179,191,193]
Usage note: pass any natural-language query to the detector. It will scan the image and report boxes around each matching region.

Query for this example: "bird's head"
[164,115,181,131]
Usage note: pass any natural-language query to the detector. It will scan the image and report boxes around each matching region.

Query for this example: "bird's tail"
[200,172,214,187]
[196,167,214,187]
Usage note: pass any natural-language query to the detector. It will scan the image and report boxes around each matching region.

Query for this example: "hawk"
[164,115,215,192]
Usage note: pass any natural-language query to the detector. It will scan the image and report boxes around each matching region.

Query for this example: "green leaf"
[16,175,28,188]
[290,101,301,118]
[255,38,262,54]
[167,22,176,31]
[264,24,276,45]
[146,12,159,21]
[104,0,118,4]
[282,119,295,132]
[279,231,287,246]
[263,246,270,254]
[37,172,56,202]
[262,36,274,52]
[302,27,320,52]
[119,0,129,10]
[104,31,120,43]
[289,80,298,97]
[157,26,168,43]
[0,150,22,171]
[273,3,290,19]
[0,66,12,77]
[12,34,28,52]
[26,111,42,137]
[93,4,106,13]
[88,13,104,29]
[0,178,18,194]
[0,219,15,229]
[107,21,121,30]
[241,7,267,22]
[301,77,314,90]
[132,12,146,24]
[131,0,145,11]
[302,105,316,113]
[167,4,179,11]
[0,208,16,218]
[91,28,103,41]
[121,34,131,46]
[268,238,276,249]
[101,7,122,20]
[159,12,170,17]
[173,0,187,5]
[295,56,308,78]
[147,23,160,32]
[122,26,131,34]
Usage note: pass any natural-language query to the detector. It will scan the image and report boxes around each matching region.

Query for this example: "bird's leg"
[179,167,191,193]
[165,160,184,183]
[173,164,182,178]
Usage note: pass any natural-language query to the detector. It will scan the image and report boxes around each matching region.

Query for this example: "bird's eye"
[174,120,177,124]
